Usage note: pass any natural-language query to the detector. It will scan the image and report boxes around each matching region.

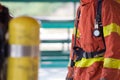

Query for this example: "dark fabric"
[0,5,10,57]
[0,6,9,34]
[0,5,10,80]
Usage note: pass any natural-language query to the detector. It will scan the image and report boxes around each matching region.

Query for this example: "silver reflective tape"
[10,45,39,57]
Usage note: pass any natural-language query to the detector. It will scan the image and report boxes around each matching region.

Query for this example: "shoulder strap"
[74,7,81,47]
[96,0,106,48]
[96,0,102,24]
[70,7,81,67]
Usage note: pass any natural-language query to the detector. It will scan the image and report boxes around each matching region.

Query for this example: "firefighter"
[0,4,11,80]
[66,0,120,80]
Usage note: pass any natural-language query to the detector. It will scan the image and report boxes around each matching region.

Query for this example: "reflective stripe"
[104,58,120,69]
[75,57,104,67]
[73,27,80,38]
[10,45,39,57]
[103,23,120,37]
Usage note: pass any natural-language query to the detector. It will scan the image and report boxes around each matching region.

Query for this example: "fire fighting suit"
[66,0,120,80]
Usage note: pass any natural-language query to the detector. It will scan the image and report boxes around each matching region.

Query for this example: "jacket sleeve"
[100,0,120,80]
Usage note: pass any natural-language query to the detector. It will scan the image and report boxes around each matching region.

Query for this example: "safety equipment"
[93,29,101,37]
[66,0,120,80]
[93,23,101,37]
[66,1,105,79]
[7,16,40,80]
[70,0,105,66]
[93,0,103,38]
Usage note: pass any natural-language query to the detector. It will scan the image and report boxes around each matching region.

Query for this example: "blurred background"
[1,0,79,80]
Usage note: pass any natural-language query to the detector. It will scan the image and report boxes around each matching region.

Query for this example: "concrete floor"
[39,68,68,80]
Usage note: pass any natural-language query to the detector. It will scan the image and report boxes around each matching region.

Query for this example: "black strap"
[96,0,106,49]
[70,7,81,67]
[74,0,104,48]
[83,49,105,59]
[96,0,102,23]
[74,8,81,47]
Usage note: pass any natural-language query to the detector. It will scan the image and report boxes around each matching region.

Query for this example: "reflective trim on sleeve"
[73,27,80,38]
[103,23,120,37]
[75,57,104,67]
[104,58,120,69]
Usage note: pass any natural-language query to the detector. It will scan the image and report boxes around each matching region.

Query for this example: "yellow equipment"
[7,16,40,80]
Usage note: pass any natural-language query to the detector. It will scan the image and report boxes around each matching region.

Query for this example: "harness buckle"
[83,52,94,59]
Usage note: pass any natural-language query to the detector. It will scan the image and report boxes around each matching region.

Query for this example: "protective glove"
[66,66,74,80]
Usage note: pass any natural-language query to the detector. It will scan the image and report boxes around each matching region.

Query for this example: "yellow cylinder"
[7,16,40,80]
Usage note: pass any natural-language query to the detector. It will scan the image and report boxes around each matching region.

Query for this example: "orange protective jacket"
[67,0,120,80]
